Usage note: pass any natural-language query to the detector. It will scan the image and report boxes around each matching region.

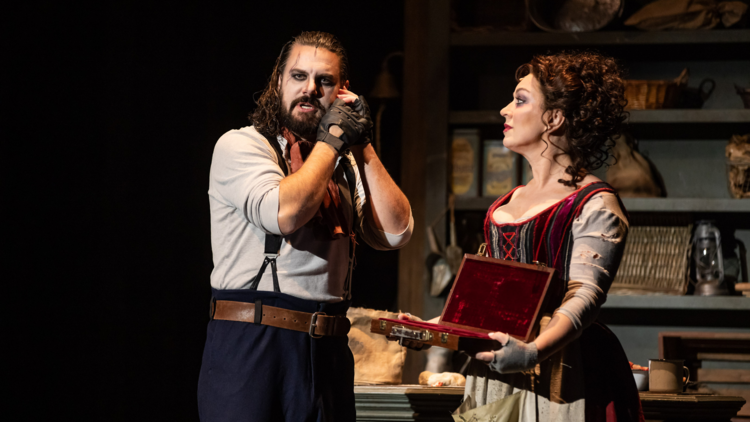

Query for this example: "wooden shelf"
[451,29,750,46]
[622,198,750,212]
[450,109,750,125]
[638,392,748,421]
[456,197,750,212]
[628,109,750,123]
[603,295,750,310]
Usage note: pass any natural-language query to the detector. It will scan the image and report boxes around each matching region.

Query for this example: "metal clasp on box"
[390,325,433,346]
[477,243,487,257]
[532,261,547,268]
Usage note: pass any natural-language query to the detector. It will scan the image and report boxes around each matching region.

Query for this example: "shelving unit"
[603,295,750,310]
[456,197,750,212]
[621,198,750,212]
[451,29,750,46]
[598,294,750,366]
[399,1,750,383]
[450,109,750,125]
[446,27,750,228]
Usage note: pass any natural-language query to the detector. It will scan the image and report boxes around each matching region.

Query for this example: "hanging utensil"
[446,194,463,276]
[428,206,453,297]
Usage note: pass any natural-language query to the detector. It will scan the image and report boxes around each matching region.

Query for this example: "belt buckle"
[309,311,326,338]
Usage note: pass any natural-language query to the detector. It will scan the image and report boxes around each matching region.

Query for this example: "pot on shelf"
[527,0,624,32]
[678,78,715,109]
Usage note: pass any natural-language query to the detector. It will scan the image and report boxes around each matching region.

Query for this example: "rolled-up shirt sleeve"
[208,130,285,235]
[343,154,414,250]
[555,193,629,331]
[364,211,414,250]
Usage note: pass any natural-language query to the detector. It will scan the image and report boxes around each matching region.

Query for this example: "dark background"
[9,2,404,420]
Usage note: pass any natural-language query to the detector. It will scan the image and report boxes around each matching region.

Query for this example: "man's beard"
[279,95,326,140]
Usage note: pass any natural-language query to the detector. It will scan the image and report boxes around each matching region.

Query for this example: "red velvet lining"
[442,259,550,337]
[380,318,492,339]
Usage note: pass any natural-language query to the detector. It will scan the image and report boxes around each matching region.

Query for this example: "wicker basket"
[624,80,684,110]
[610,225,693,295]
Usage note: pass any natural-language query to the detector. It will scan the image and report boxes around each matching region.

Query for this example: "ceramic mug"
[649,359,690,393]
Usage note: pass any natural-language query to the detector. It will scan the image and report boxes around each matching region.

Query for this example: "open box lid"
[439,254,557,342]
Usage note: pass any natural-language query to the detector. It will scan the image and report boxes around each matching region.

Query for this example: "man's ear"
[277,74,282,90]
[545,109,566,133]
[344,80,350,90]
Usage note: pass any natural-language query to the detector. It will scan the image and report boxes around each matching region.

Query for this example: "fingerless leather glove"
[350,95,373,145]
[317,98,373,153]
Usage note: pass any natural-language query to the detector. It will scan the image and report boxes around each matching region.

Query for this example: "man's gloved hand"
[317,98,373,154]
[475,333,538,374]
[349,95,373,145]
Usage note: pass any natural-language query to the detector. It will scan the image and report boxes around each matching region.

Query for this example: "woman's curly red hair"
[515,51,627,188]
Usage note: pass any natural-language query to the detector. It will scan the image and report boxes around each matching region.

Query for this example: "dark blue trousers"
[197,289,355,422]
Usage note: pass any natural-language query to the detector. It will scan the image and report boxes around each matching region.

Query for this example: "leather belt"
[212,300,351,337]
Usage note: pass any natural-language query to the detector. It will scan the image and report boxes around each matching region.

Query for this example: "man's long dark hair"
[251,31,350,138]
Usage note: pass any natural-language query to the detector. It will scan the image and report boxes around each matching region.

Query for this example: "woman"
[401,52,643,422]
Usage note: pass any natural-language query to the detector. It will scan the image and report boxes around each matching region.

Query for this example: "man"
[198,31,413,422]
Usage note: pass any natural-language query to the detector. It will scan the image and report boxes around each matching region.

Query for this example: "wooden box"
[371,254,557,353]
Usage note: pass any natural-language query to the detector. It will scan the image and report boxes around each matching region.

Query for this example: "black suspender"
[245,132,289,292]
[340,159,358,300]
[249,131,357,295]
[264,132,289,177]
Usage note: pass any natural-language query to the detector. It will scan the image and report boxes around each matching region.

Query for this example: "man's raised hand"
[316,97,373,154]
[338,88,373,145]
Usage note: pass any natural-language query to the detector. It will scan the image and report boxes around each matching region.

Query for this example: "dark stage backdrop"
[9,2,405,420]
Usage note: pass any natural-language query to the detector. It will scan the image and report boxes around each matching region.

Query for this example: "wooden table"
[640,392,746,421]
[354,386,747,422]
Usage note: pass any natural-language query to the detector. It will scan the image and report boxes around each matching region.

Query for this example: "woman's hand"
[397,312,422,322]
[475,332,539,374]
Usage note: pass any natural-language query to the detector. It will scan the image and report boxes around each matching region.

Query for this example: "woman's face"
[500,74,548,153]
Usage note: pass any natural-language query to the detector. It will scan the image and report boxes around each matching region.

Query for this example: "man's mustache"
[289,96,323,112]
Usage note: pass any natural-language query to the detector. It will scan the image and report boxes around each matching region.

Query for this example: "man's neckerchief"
[281,127,350,240]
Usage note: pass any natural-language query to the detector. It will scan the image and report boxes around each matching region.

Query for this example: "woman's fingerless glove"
[489,337,539,374]
[317,98,373,153]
